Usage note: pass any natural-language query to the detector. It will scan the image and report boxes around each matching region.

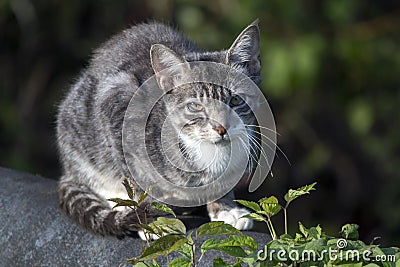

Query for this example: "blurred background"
[0,0,399,245]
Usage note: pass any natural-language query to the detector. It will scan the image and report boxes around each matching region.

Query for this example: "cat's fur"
[57,21,261,238]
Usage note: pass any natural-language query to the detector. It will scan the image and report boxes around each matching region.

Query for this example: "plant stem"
[197,252,205,267]
[264,219,274,239]
[132,207,150,246]
[165,255,169,265]
[284,207,288,235]
[267,218,277,240]
[192,243,197,267]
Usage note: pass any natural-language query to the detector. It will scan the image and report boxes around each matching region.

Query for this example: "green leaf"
[284,182,317,204]
[381,246,400,254]
[168,257,191,267]
[259,196,282,217]
[295,232,304,241]
[201,235,258,254]
[234,200,261,212]
[303,238,327,252]
[242,213,266,222]
[176,243,193,260]
[267,239,288,253]
[213,258,243,267]
[139,235,187,261]
[315,224,323,238]
[196,221,241,238]
[122,178,134,200]
[151,202,176,217]
[299,221,309,238]
[137,191,149,205]
[108,198,138,208]
[341,224,359,240]
[295,223,324,243]
[204,243,247,257]
[367,246,399,267]
[241,252,259,266]
[151,217,186,235]
[307,225,323,240]
[213,258,230,267]
[187,231,194,244]
[280,234,294,241]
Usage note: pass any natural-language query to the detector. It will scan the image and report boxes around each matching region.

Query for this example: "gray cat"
[57,21,261,238]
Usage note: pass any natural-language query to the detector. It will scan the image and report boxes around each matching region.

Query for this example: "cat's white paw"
[210,207,253,230]
[138,230,161,241]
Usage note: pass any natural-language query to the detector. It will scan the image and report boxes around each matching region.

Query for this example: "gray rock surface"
[0,167,271,266]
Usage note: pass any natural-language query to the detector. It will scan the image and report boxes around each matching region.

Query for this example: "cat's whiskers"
[238,130,271,168]
[245,127,291,165]
[246,134,274,171]
[246,134,270,166]
[244,124,281,135]
[237,136,261,169]
[245,130,273,160]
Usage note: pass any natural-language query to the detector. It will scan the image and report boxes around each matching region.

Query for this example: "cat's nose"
[213,125,226,136]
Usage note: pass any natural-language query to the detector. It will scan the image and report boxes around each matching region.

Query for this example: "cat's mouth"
[211,136,231,145]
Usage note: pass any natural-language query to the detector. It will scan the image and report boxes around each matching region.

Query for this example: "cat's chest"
[196,142,231,175]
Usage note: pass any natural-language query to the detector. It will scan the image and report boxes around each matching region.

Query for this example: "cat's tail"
[58,178,154,238]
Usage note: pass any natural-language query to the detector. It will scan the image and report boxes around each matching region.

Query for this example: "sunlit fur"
[57,21,263,237]
[160,83,257,185]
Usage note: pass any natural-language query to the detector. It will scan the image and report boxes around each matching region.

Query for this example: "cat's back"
[88,22,199,79]
[57,22,200,179]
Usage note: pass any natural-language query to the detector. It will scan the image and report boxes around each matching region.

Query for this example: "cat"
[57,21,262,238]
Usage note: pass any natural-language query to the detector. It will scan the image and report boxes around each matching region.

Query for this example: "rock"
[0,167,271,266]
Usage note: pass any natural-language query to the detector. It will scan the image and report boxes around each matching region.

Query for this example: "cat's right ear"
[150,44,190,92]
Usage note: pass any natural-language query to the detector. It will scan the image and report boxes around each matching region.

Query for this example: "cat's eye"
[186,102,204,112]
[229,95,244,106]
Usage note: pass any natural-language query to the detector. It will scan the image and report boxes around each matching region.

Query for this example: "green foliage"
[118,181,399,266]
[196,221,242,238]
[341,224,360,241]
[284,182,317,205]
[1,0,399,246]
[135,235,188,262]
[233,200,261,213]
[151,202,176,218]
[108,198,138,209]
[201,235,258,256]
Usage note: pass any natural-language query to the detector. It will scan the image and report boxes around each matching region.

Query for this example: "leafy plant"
[236,182,316,239]
[110,179,400,266]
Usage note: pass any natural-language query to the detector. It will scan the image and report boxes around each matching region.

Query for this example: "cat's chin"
[211,138,230,146]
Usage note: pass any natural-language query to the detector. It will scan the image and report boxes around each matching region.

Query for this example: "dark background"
[1,0,399,245]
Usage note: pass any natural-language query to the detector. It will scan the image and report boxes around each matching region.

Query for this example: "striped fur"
[57,21,261,237]
[58,179,139,237]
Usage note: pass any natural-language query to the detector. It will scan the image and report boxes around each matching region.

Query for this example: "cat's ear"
[226,20,261,80]
[150,44,190,91]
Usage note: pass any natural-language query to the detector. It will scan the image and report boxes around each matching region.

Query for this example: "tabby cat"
[57,21,261,238]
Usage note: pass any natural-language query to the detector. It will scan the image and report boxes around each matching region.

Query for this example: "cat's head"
[150,22,261,178]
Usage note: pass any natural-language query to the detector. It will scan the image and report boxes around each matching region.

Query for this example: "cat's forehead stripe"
[189,84,230,102]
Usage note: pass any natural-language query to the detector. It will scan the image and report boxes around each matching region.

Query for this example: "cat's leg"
[137,229,162,241]
[58,176,151,238]
[207,191,253,230]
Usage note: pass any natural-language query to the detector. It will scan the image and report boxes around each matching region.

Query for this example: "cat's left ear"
[226,20,261,82]
[151,44,190,91]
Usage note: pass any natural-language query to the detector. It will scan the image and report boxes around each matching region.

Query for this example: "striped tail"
[58,178,149,238]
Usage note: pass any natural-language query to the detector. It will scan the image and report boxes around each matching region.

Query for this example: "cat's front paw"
[138,229,162,241]
[210,207,253,230]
